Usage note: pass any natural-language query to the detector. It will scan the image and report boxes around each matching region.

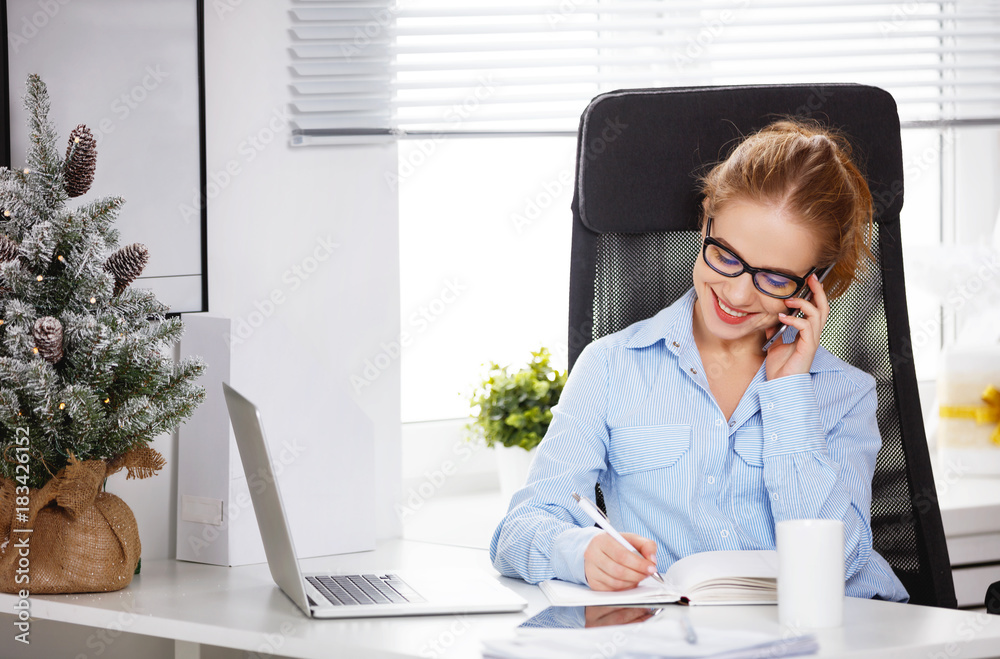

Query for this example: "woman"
[489,118,908,602]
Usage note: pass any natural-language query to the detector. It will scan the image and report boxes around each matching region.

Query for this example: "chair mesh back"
[593,231,701,339]
[588,221,943,606]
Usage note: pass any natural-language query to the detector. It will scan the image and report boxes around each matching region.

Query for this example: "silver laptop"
[222,382,527,619]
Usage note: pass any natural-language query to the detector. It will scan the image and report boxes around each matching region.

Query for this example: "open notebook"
[539,550,779,607]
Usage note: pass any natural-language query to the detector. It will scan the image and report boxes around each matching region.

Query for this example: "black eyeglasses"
[702,217,816,299]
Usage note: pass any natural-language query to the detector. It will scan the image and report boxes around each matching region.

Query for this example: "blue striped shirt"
[490,288,908,602]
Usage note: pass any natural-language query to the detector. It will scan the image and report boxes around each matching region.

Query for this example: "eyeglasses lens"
[754,272,797,298]
[704,244,797,297]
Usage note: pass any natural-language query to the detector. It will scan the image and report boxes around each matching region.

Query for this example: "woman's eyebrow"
[714,236,800,277]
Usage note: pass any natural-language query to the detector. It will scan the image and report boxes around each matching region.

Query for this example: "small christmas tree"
[0,75,205,489]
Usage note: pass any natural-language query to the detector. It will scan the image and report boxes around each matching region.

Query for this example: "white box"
[177,314,375,565]
[937,345,1000,476]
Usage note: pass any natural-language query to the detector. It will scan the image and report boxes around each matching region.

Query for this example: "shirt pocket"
[608,424,691,476]
[732,420,764,468]
[729,420,766,507]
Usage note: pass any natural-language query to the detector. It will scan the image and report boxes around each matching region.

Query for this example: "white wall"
[106,1,402,563]
[200,2,402,542]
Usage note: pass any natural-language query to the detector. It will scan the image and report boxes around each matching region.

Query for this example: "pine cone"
[33,316,64,364]
[0,235,18,262]
[104,243,149,295]
[64,124,97,198]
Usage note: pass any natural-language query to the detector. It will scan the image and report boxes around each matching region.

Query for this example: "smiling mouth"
[717,297,748,317]
[711,289,756,324]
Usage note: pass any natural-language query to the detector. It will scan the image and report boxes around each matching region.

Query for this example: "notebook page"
[663,550,778,596]
[538,577,681,607]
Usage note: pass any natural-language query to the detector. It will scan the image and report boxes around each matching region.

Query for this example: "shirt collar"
[622,287,842,374]
[623,288,697,355]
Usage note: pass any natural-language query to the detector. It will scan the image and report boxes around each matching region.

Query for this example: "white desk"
[934,460,1000,608]
[2,538,1000,659]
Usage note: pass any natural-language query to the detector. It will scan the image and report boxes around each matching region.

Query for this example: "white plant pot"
[495,444,535,502]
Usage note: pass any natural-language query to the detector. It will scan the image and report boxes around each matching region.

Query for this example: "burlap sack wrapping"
[0,446,164,594]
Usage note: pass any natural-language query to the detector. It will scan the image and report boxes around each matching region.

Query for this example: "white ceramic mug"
[776,518,845,628]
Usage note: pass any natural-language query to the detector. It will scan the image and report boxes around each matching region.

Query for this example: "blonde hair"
[698,118,874,299]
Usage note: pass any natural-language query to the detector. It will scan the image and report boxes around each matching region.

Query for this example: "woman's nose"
[726,272,759,306]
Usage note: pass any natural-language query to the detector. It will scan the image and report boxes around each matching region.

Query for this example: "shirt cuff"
[759,372,826,457]
[550,525,602,585]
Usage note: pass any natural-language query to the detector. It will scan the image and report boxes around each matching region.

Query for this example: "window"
[286,2,1000,423]
[290,1,1000,142]
[398,136,576,421]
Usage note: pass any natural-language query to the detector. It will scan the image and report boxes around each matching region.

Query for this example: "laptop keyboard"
[306,574,426,606]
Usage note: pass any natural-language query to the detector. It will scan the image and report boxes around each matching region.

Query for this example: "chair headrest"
[574,84,904,234]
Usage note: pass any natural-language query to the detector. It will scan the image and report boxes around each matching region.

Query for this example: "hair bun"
[808,133,832,146]
[698,117,874,299]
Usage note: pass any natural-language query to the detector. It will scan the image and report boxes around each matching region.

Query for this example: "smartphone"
[762,263,836,351]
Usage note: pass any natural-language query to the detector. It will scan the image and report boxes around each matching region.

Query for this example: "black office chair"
[988,580,1000,613]
[567,84,957,609]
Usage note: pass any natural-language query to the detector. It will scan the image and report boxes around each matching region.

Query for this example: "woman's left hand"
[764,273,830,380]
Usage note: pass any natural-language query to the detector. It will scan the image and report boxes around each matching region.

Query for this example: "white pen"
[680,615,698,645]
[571,492,665,584]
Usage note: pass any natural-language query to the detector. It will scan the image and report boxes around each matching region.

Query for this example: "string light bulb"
[3,210,9,217]
[31,347,38,354]
[36,275,43,282]
[89,297,96,304]
[22,168,29,175]
[104,397,110,404]
[57,255,65,262]
[59,402,66,410]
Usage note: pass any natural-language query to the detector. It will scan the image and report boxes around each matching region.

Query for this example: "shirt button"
[770,433,778,442]
[690,368,698,375]
[766,402,774,411]
[707,476,715,484]
[720,529,729,538]
[672,341,680,348]
[772,492,779,500]
[728,420,735,428]
[715,419,723,427]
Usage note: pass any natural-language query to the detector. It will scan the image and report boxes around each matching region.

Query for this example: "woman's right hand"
[583,532,659,591]
[584,605,658,628]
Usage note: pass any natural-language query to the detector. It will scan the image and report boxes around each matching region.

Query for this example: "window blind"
[288,1,1000,145]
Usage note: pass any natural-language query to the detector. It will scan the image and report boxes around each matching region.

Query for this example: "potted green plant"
[467,348,566,499]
